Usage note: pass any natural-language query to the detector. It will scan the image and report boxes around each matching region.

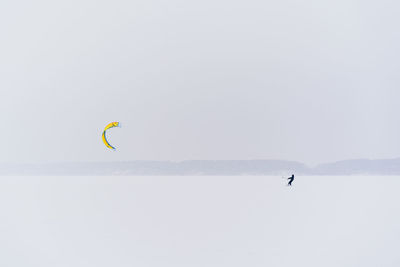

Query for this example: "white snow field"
[0,176,399,267]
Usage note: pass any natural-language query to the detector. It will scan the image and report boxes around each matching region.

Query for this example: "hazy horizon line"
[1,157,399,166]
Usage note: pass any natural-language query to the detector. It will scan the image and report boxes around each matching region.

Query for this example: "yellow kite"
[102,122,120,150]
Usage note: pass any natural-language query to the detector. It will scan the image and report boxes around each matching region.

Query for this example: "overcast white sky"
[0,0,399,164]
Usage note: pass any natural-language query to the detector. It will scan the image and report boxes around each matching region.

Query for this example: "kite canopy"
[102,122,120,150]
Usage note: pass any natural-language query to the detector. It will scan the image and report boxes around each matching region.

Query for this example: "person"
[287,174,294,186]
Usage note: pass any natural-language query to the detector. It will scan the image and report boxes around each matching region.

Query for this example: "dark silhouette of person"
[287,174,294,186]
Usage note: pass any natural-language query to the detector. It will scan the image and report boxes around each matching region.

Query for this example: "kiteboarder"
[287,174,294,186]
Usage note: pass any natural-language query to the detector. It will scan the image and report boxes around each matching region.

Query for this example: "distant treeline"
[0,158,399,175]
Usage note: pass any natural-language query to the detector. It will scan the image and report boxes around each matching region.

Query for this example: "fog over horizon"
[1,0,399,165]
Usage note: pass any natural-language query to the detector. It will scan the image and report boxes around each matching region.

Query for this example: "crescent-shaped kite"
[102,122,120,150]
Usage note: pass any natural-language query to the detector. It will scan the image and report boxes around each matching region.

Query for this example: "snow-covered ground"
[0,176,398,267]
